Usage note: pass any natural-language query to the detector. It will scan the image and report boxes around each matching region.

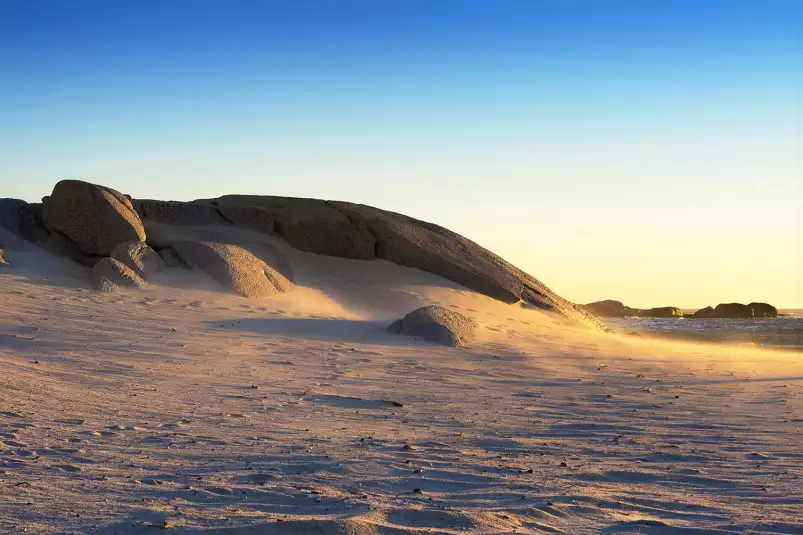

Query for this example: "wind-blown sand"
[1,231,801,534]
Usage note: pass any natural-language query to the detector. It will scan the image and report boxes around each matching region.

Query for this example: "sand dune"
[0,235,801,534]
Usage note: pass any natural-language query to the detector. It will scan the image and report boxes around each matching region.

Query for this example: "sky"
[1,0,801,308]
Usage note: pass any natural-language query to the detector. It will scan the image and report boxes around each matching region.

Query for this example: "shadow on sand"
[206,317,416,347]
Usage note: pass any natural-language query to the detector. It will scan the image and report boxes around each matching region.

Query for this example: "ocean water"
[608,310,803,351]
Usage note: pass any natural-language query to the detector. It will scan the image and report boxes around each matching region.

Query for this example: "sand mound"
[389,305,478,346]
[171,240,293,297]
[90,257,147,291]
[110,241,166,279]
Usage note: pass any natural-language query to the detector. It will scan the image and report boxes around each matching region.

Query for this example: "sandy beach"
[2,234,801,534]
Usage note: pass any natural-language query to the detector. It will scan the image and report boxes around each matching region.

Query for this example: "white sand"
[1,232,801,534]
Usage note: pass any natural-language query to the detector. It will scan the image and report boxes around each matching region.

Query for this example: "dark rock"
[42,180,145,255]
[389,305,478,346]
[215,204,274,234]
[90,257,147,291]
[642,307,683,318]
[748,302,777,318]
[331,201,518,302]
[581,300,637,317]
[212,196,376,259]
[171,241,293,297]
[689,306,715,318]
[713,303,754,319]
[133,200,225,226]
[0,199,49,243]
[111,241,166,279]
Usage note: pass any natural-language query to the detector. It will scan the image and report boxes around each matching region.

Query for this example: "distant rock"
[582,301,682,318]
[713,303,754,319]
[42,180,146,256]
[388,305,478,346]
[748,302,778,318]
[111,241,166,279]
[171,241,293,297]
[690,306,715,318]
[90,257,147,291]
[581,300,641,317]
[642,307,683,318]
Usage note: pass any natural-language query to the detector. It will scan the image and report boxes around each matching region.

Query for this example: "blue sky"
[1,1,801,307]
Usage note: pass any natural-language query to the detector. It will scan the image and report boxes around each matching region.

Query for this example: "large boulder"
[42,180,145,256]
[642,307,683,318]
[690,306,715,318]
[171,241,293,297]
[748,302,778,318]
[111,241,166,279]
[713,303,754,319]
[90,257,147,291]
[388,305,477,346]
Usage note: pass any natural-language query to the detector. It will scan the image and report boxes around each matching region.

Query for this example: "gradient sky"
[1,0,801,308]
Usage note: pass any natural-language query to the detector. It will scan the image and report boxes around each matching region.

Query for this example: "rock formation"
[0,181,608,329]
[135,196,603,329]
[690,306,714,318]
[687,302,778,319]
[643,307,683,318]
[748,302,778,318]
[581,301,681,318]
[712,303,754,319]
[388,305,478,346]
[581,300,639,317]
[42,180,146,256]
